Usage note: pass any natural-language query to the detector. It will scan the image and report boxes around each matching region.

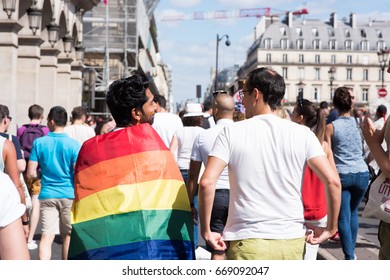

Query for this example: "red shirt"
[302,165,327,220]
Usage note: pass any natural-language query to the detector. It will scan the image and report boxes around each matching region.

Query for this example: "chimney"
[330,12,337,28]
[287,12,293,27]
[350,13,357,29]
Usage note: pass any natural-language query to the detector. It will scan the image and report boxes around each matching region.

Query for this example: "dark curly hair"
[182,116,203,127]
[333,87,353,114]
[106,72,149,127]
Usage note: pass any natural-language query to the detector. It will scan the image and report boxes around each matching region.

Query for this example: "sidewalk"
[317,233,380,260]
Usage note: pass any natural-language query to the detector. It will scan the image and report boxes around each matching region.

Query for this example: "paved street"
[29,203,380,260]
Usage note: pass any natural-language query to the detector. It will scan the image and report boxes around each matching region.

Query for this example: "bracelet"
[22,219,30,226]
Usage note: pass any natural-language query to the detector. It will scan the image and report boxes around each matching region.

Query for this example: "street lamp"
[214,34,230,91]
[27,1,42,35]
[2,0,16,19]
[328,67,336,101]
[377,49,390,88]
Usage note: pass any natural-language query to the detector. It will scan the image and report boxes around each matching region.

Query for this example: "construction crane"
[160,7,308,22]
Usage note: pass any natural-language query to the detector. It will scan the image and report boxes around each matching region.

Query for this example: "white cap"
[183,103,205,117]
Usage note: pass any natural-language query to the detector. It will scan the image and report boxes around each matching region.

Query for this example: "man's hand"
[202,231,227,251]
[305,223,335,245]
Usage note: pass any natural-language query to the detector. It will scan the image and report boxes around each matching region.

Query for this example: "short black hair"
[246,67,285,110]
[71,106,87,120]
[319,101,329,109]
[106,72,149,127]
[153,94,167,109]
[0,104,9,121]
[48,106,68,127]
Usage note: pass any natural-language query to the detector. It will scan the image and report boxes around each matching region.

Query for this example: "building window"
[296,27,302,36]
[313,88,320,101]
[331,55,336,64]
[311,28,318,36]
[315,55,320,63]
[345,40,353,50]
[328,28,335,37]
[347,68,352,80]
[283,54,288,63]
[361,40,369,51]
[362,88,368,101]
[363,69,368,81]
[347,55,352,64]
[298,88,304,99]
[299,54,304,63]
[376,29,383,38]
[297,39,304,50]
[345,29,351,37]
[266,53,271,63]
[264,38,272,49]
[329,39,337,50]
[315,68,320,80]
[378,41,386,51]
[361,29,367,38]
[299,67,305,80]
[280,27,286,36]
[282,67,288,79]
[281,39,289,49]
[313,39,321,50]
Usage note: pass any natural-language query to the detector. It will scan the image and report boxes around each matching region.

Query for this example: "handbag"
[20,173,32,211]
[362,171,390,223]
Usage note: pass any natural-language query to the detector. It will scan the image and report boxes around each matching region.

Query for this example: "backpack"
[19,124,45,161]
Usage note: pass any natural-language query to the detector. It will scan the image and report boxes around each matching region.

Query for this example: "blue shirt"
[30,132,81,200]
[331,116,368,174]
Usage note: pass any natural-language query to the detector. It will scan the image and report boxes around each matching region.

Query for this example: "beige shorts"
[227,237,305,260]
[40,199,73,235]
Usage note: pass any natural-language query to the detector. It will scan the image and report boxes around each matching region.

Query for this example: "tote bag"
[362,171,390,223]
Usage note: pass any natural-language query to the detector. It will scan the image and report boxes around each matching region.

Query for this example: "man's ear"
[131,108,141,121]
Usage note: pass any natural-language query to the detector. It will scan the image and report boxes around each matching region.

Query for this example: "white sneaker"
[27,240,38,250]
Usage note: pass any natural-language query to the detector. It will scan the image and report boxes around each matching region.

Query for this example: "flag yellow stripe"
[71,179,190,224]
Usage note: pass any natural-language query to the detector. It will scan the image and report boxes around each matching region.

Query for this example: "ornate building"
[238,12,390,110]
[0,0,99,134]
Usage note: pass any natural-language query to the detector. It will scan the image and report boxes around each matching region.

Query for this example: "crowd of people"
[0,67,389,260]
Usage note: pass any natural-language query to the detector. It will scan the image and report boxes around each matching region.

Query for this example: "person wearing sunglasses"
[199,67,341,260]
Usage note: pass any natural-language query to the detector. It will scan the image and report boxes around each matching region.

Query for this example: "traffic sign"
[378,88,387,97]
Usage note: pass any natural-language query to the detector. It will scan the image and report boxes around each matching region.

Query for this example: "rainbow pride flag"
[68,124,195,260]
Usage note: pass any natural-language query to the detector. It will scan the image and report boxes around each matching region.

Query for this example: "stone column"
[0,20,22,134]
[39,48,61,117]
[56,57,73,119]
[16,36,44,128]
[70,64,85,110]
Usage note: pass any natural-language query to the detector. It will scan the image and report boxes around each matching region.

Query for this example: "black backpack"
[19,124,45,161]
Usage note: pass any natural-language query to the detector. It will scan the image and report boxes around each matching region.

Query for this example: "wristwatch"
[22,219,30,226]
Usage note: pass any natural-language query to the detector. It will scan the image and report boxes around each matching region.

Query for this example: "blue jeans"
[338,171,369,260]
[180,169,198,247]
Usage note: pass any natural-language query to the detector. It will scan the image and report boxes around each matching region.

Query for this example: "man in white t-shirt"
[152,94,183,150]
[188,93,234,260]
[64,106,96,145]
[199,67,341,260]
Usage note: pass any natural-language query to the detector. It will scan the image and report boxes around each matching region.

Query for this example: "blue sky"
[154,0,390,106]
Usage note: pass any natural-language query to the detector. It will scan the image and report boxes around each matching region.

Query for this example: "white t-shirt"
[0,136,5,172]
[175,126,204,170]
[64,124,96,145]
[191,119,234,189]
[152,112,183,149]
[0,172,26,227]
[210,114,326,241]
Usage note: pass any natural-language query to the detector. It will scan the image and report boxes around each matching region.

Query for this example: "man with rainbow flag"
[68,73,195,260]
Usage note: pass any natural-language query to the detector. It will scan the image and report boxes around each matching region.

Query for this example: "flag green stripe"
[69,209,194,258]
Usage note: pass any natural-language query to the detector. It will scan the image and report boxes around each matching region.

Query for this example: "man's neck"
[52,126,65,133]
[30,119,41,125]
[72,119,84,125]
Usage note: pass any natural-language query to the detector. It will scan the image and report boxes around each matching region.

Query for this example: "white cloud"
[170,0,202,8]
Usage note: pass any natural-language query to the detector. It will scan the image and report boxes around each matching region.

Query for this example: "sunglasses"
[7,116,12,121]
[212,90,228,98]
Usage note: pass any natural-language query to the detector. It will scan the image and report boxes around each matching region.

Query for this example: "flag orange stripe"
[74,150,183,201]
